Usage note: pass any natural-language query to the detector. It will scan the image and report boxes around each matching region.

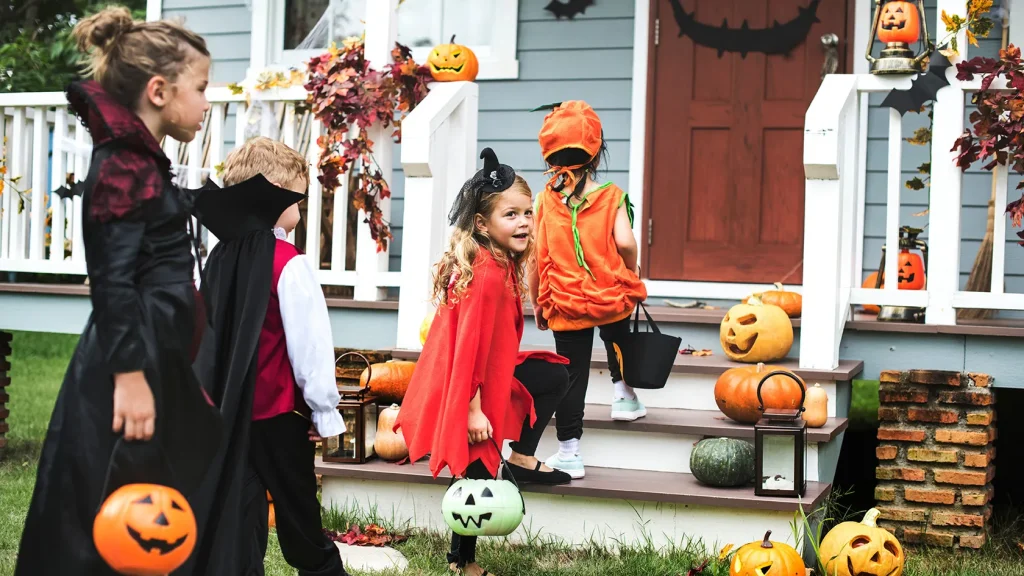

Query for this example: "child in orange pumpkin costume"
[529,101,648,480]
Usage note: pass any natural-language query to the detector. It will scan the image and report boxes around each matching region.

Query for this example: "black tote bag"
[610,303,682,390]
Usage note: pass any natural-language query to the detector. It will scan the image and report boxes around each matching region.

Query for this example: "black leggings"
[552,316,630,441]
[447,359,568,567]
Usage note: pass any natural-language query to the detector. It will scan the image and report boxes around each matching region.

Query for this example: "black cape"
[178,175,304,574]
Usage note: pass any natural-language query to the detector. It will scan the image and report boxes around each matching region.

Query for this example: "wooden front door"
[644,0,849,284]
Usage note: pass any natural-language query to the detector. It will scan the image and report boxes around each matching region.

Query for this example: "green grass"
[849,379,880,430]
[0,332,1020,575]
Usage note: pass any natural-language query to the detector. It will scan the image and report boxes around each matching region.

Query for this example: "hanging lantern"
[865,0,930,74]
[322,352,379,464]
[873,226,928,323]
[753,370,808,498]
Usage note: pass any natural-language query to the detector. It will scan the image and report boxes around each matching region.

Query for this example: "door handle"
[821,33,840,79]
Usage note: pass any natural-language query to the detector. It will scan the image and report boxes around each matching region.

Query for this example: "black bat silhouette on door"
[666,0,822,58]
[544,0,595,20]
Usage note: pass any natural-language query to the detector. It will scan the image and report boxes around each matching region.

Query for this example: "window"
[264,0,518,80]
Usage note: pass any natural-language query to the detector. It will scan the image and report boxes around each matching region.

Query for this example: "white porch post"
[924,0,968,325]
[354,0,398,301]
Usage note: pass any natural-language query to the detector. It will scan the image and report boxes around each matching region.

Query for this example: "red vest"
[252,240,308,421]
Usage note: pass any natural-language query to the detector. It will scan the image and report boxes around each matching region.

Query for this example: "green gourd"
[690,437,756,487]
[441,478,524,537]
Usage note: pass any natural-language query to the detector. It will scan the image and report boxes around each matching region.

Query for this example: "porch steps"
[317,458,831,550]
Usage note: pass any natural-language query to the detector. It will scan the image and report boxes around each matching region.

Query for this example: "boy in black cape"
[185,137,348,576]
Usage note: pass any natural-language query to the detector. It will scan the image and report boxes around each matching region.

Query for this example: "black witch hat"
[447,147,517,230]
[190,174,305,242]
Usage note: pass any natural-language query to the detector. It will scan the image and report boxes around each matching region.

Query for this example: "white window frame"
[249,0,519,80]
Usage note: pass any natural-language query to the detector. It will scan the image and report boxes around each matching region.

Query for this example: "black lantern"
[323,352,379,464]
[754,370,808,498]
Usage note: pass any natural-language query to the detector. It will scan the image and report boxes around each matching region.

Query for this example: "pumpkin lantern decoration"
[742,283,801,318]
[374,404,409,462]
[441,475,525,537]
[359,360,417,405]
[869,226,928,322]
[715,363,806,424]
[819,508,905,576]
[720,296,794,363]
[727,530,806,576]
[93,483,197,576]
[866,0,929,74]
[428,35,479,82]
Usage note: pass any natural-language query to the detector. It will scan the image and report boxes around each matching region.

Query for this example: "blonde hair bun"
[75,6,134,53]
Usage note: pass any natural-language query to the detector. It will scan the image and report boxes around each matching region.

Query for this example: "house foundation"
[874,369,996,549]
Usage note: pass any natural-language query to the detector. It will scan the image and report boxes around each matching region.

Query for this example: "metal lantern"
[323,352,379,464]
[865,0,930,74]
[874,226,929,323]
[754,370,808,498]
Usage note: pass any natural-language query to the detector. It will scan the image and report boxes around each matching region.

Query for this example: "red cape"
[394,251,566,478]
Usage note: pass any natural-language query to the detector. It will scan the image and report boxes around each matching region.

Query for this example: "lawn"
[1,331,1021,575]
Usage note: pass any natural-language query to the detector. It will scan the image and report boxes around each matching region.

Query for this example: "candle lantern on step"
[754,370,808,498]
[873,225,928,323]
[865,0,930,75]
[323,352,379,464]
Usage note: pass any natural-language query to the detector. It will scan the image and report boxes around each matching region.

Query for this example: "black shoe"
[503,461,572,485]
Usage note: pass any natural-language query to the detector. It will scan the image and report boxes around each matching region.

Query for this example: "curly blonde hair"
[431,175,533,306]
[73,6,209,109]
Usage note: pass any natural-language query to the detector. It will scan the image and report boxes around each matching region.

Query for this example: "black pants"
[552,316,630,441]
[447,359,568,566]
[243,413,347,576]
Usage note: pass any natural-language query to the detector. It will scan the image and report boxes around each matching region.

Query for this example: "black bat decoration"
[666,0,821,58]
[544,0,594,20]
[880,52,952,115]
[53,180,86,201]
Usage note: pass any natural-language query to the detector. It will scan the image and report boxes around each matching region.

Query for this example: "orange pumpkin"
[374,404,409,461]
[359,360,417,404]
[715,363,806,424]
[897,250,926,290]
[93,483,197,576]
[428,35,479,82]
[862,273,884,314]
[729,531,806,576]
[720,296,794,363]
[743,282,801,317]
[268,490,276,528]
[877,1,920,45]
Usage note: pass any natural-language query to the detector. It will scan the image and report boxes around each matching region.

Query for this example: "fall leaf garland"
[304,39,432,252]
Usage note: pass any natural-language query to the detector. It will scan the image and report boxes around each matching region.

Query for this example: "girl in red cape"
[395,148,571,576]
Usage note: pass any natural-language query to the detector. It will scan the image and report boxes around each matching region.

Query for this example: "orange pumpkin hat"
[537,101,603,192]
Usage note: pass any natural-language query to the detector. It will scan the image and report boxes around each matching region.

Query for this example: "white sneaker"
[611,397,648,421]
[544,453,585,479]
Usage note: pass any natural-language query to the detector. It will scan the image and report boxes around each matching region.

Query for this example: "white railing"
[801,66,1024,370]
[0,85,398,299]
[394,81,479,350]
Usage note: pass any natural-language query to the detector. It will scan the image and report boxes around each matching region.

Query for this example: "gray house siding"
[863,1,1024,305]
[163,0,251,84]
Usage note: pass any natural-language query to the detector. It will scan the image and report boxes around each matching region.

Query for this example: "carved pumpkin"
[819,508,905,576]
[93,483,197,576]
[374,404,409,462]
[715,363,805,424]
[441,477,524,537]
[803,383,829,428]
[428,35,479,82]
[720,296,794,363]
[743,283,802,317]
[359,360,417,404]
[877,1,920,45]
[729,531,806,576]
[897,250,926,290]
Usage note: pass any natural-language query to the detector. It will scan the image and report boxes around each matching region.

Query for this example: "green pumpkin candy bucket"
[441,439,525,537]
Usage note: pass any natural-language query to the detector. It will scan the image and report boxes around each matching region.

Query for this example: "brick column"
[0,331,10,451]
[874,370,995,549]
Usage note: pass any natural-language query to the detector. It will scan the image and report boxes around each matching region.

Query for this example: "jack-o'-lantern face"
[729,531,806,576]
[93,483,197,576]
[428,35,479,82]
[896,251,925,290]
[719,296,794,363]
[819,509,905,576]
[441,479,524,537]
[878,1,921,44]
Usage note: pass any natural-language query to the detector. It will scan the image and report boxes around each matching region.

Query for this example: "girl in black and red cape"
[15,8,221,575]
[394,148,571,576]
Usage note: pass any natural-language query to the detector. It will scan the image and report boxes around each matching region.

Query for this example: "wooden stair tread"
[392,348,864,381]
[316,458,832,513]
[579,404,847,442]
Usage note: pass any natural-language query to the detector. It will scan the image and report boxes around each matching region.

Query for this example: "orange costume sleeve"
[394,252,536,479]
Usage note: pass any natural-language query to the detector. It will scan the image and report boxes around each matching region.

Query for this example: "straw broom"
[958,12,1009,321]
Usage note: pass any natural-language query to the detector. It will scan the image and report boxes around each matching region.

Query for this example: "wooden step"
[392,347,863,382]
[316,458,832,513]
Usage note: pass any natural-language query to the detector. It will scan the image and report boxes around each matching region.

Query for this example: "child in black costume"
[15,7,221,575]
